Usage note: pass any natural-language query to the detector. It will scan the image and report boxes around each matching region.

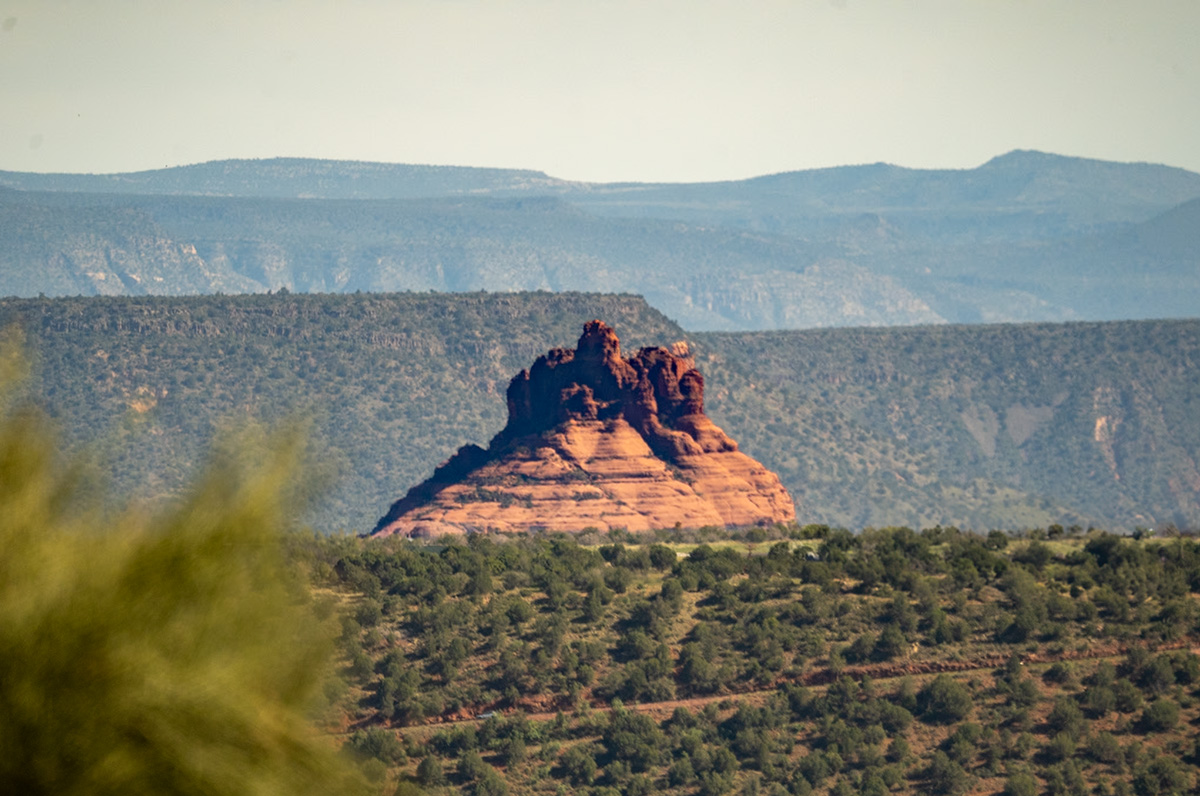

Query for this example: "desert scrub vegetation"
[304,521,1200,795]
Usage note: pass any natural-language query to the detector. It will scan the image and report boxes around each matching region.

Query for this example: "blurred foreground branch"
[0,334,366,796]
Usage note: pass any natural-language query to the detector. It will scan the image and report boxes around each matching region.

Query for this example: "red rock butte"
[371,320,796,538]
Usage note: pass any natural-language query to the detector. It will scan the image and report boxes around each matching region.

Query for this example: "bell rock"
[371,321,796,538]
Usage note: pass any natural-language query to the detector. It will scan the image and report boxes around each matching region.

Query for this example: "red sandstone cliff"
[371,321,795,537]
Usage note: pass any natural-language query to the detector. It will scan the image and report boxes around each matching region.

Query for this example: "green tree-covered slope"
[0,292,684,532]
[307,525,1200,796]
[1,292,1196,532]
[695,320,1200,531]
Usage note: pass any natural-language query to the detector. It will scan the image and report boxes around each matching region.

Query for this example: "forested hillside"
[2,292,1196,532]
[3,151,1198,329]
[0,292,682,531]
[695,321,1200,531]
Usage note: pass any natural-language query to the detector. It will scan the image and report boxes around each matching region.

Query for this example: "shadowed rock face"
[371,321,796,537]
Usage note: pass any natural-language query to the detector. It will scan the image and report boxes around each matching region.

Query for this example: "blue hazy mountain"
[2,151,1197,330]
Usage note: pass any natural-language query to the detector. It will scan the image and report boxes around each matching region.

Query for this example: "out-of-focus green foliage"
[0,337,365,796]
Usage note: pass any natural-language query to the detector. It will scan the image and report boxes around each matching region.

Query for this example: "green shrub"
[472,768,509,796]
[1114,678,1145,713]
[1004,771,1039,796]
[457,750,490,783]
[1046,696,1087,740]
[1140,699,1180,733]
[1086,732,1123,765]
[924,750,970,795]
[347,728,406,766]
[918,675,973,724]
[1132,756,1189,796]
[416,756,446,786]
[1045,732,1076,762]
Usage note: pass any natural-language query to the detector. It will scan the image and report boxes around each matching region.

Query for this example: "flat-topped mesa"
[371,321,795,538]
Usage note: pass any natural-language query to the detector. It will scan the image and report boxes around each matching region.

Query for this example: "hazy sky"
[2,0,1197,182]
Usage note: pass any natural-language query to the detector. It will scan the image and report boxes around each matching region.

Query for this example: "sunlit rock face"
[371,321,796,538]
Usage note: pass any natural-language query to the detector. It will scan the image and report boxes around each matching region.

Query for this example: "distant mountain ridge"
[1,151,1198,330]
[0,189,945,330]
[0,158,577,199]
[5,150,1199,209]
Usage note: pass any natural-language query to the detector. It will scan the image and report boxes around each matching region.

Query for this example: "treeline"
[305,524,1200,795]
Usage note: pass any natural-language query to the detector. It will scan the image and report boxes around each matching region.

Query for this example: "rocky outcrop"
[371,321,795,537]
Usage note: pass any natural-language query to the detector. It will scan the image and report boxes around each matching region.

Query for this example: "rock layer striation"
[371,321,795,537]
